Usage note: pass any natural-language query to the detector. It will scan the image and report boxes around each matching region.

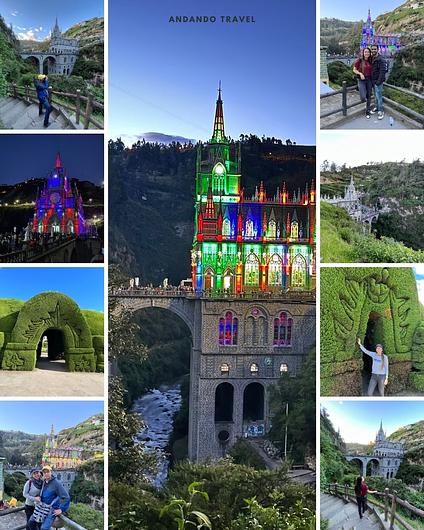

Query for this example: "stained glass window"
[219,311,238,346]
[292,254,307,288]
[245,253,259,286]
[268,219,276,238]
[273,311,293,346]
[222,218,231,236]
[245,219,254,238]
[291,221,299,239]
[268,254,282,286]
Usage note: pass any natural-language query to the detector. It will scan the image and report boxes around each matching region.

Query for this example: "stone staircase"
[0,97,75,129]
[321,493,383,530]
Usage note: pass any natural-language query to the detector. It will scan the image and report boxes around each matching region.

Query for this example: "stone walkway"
[320,493,383,530]
[0,97,75,130]
[335,111,409,129]
[0,369,104,397]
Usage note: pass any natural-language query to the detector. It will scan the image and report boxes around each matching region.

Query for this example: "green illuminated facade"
[191,89,316,294]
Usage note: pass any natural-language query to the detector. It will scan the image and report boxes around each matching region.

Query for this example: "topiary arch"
[0,292,100,372]
[321,267,424,395]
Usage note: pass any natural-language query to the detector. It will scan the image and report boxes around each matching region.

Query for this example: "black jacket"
[372,55,386,86]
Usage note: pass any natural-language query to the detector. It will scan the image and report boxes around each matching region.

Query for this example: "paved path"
[320,493,383,530]
[0,369,104,397]
[336,111,409,129]
[0,510,26,530]
[0,97,74,129]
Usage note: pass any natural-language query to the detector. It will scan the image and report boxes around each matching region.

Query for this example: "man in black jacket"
[370,45,386,120]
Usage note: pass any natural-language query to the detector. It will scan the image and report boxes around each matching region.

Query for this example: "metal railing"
[0,235,77,263]
[0,506,88,530]
[7,83,104,129]
[320,81,424,126]
[110,287,316,302]
[325,483,424,530]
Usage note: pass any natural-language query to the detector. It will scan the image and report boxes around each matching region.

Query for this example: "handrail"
[324,483,424,529]
[7,83,104,130]
[0,505,88,530]
[0,235,78,263]
[320,80,424,125]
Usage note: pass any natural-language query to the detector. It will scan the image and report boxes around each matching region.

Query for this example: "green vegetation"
[4,472,27,500]
[327,61,355,89]
[385,85,424,117]
[320,267,424,396]
[0,292,102,372]
[109,461,315,530]
[67,503,104,530]
[320,18,362,55]
[70,459,104,506]
[321,202,424,263]
[269,347,316,462]
[228,439,266,470]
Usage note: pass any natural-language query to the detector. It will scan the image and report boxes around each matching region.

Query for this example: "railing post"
[384,488,389,521]
[389,491,397,530]
[84,93,93,129]
[342,81,347,116]
[25,85,29,101]
[344,484,348,500]
[335,482,338,496]
[48,86,53,105]
[75,89,81,125]
[12,82,17,98]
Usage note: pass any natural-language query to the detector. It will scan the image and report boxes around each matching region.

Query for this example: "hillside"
[109,137,316,283]
[321,161,424,261]
[389,420,424,464]
[374,0,424,46]
[320,201,424,263]
[57,414,104,450]
[320,17,362,55]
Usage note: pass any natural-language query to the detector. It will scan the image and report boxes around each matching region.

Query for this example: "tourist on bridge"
[354,476,377,519]
[33,75,51,128]
[357,338,389,396]
[28,465,70,530]
[22,469,43,530]
[353,47,373,119]
[370,45,386,120]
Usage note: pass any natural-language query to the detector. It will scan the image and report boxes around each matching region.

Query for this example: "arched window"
[222,218,231,236]
[292,254,307,288]
[245,218,254,238]
[220,363,230,375]
[245,253,259,286]
[273,311,293,346]
[268,219,276,238]
[219,311,238,346]
[280,363,289,373]
[215,382,234,422]
[268,254,283,286]
[291,220,298,239]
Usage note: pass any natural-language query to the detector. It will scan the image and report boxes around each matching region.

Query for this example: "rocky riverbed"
[133,383,182,487]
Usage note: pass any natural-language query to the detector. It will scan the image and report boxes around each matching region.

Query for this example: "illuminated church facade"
[361,9,401,56]
[32,154,86,237]
[42,425,83,470]
[191,89,316,294]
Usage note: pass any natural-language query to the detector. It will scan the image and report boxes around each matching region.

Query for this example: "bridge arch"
[23,54,41,73]
[1,292,95,372]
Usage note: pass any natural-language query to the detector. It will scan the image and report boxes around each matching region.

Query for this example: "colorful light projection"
[191,89,316,294]
[32,153,86,237]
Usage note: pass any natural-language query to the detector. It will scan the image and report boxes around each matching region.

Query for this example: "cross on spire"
[212,82,226,143]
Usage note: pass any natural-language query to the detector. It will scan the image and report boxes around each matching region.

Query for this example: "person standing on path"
[370,45,386,120]
[354,476,377,519]
[22,469,43,530]
[357,338,389,396]
[353,47,373,119]
[33,75,52,128]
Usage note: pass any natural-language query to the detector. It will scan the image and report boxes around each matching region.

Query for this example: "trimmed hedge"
[321,268,424,395]
[0,292,103,372]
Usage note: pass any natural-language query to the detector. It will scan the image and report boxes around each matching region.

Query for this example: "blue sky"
[0,135,104,186]
[0,267,104,311]
[109,0,316,145]
[0,401,103,434]
[321,0,403,21]
[0,0,103,41]
[322,400,424,444]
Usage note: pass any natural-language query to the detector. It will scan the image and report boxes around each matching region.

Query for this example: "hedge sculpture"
[321,268,424,395]
[0,292,103,372]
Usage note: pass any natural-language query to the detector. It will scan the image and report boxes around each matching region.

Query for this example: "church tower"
[376,420,386,443]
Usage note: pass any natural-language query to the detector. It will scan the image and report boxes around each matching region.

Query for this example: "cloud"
[16,26,26,30]
[11,10,18,16]
[416,279,424,306]
[17,30,37,41]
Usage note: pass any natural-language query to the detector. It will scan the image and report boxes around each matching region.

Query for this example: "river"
[133,383,182,487]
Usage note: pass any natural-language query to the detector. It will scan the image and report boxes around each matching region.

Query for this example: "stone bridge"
[327,56,356,66]
[346,454,381,476]
[21,51,78,76]
[4,467,77,491]
[111,288,316,462]
[0,236,103,263]
[21,53,58,74]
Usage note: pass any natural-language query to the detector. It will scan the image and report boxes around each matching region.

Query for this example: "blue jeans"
[368,373,385,396]
[38,98,52,126]
[374,83,384,112]
[28,512,56,530]
[358,78,372,112]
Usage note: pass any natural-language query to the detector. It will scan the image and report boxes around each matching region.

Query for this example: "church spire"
[56,152,62,169]
[212,82,226,143]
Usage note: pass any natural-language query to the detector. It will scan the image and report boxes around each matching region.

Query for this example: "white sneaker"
[378,111,384,120]
[370,107,378,114]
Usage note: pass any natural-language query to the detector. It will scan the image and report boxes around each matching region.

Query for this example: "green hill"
[374,0,424,46]
[57,414,104,450]
[321,201,424,263]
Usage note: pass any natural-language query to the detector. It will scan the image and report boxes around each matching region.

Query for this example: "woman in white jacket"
[22,469,42,530]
